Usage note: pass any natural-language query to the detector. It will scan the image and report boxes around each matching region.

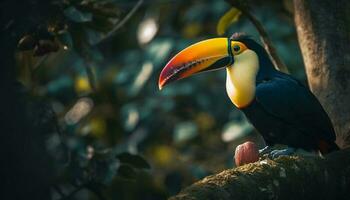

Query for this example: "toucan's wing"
[255,75,336,142]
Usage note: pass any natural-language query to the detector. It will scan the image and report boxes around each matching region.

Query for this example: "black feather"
[234,35,339,153]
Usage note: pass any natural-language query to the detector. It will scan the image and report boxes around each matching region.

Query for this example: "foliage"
[217,8,241,36]
[8,0,306,199]
[16,0,121,55]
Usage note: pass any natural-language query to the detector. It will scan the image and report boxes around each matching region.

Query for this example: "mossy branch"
[170,148,350,200]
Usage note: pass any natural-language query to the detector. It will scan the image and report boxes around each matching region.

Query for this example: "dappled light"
[65,97,94,125]
[137,17,158,45]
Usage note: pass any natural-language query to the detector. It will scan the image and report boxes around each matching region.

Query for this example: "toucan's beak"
[158,38,232,90]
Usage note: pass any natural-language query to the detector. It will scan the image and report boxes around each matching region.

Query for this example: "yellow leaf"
[182,22,202,38]
[152,145,175,166]
[195,112,215,131]
[75,76,91,93]
[90,117,106,137]
[217,8,242,36]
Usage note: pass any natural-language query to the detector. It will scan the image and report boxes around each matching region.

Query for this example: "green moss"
[170,149,350,200]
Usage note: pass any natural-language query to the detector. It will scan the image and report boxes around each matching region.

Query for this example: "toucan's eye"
[233,45,241,52]
[231,42,247,55]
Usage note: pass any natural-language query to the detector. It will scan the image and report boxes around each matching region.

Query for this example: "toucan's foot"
[269,147,295,159]
[259,146,271,156]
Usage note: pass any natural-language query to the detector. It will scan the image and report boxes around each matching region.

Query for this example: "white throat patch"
[225,49,259,108]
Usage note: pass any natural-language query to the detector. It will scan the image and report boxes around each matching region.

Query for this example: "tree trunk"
[170,149,350,200]
[293,0,350,149]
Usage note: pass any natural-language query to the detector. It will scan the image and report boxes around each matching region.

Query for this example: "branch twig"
[98,0,144,44]
[82,57,97,92]
[243,9,289,73]
[83,0,143,91]
[226,0,289,73]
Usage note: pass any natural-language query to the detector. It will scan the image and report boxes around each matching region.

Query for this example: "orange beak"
[158,38,233,90]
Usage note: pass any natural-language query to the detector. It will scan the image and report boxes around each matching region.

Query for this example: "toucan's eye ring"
[233,45,241,52]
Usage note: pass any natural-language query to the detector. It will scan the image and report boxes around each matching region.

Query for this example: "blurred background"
[12,0,305,199]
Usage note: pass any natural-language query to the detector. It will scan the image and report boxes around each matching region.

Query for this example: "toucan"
[158,33,339,157]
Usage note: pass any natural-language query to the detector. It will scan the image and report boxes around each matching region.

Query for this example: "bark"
[293,0,350,149]
[170,149,350,200]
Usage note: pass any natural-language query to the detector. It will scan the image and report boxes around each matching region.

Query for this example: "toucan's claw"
[258,145,271,156]
[269,147,295,159]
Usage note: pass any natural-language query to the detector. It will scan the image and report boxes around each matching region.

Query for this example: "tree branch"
[170,148,350,200]
[242,10,289,74]
[98,0,144,44]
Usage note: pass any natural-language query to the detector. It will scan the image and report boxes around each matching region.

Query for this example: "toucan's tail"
[318,140,340,155]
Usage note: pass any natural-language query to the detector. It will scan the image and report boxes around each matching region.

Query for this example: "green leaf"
[17,35,36,51]
[217,8,242,36]
[117,164,137,179]
[85,28,105,45]
[64,6,93,23]
[78,1,121,18]
[69,24,88,55]
[85,15,115,33]
[116,152,151,169]
[57,31,73,49]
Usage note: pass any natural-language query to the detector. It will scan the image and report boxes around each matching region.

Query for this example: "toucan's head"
[158,33,272,90]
